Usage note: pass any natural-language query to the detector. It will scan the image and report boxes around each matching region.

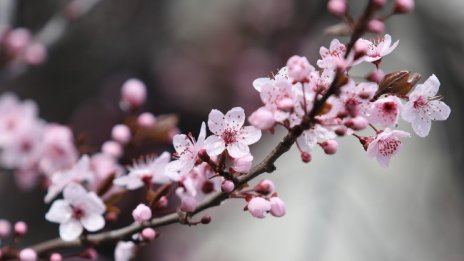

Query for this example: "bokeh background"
[1,0,463,260]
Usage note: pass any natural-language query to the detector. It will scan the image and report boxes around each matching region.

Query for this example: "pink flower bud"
[121,79,147,108]
[327,0,347,17]
[320,139,338,155]
[19,248,37,261]
[156,196,168,208]
[367,69,385,83]
[180,197,197,213]
[201,215,212,224]
[80,248,98,260]
[247,197,271,219]
[345,116,368,131]
[254,179,275,195]
[101,141,123,158]
[14,221,27,236]
[141,228,156,241]
[111,124,131,144]
[132,204,152,223]
[248,107,275,130]
[277,98,295,112]
[137,112,156,127]
[394,0,414,13]
[0,219,11,237]
[50,253,63,261]
[286,55,313,82]
[269,197,287,217]
[368,19,385,34]
[301,152,312,163]
[221,180,235,193]
[5,28,31,54]
[24,43,47,65]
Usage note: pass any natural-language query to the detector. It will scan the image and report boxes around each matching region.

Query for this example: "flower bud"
[334,127,347,136]
[345,116,368,131]
[301,152,312,163]
[394,0,414,13]
[180,197,197,213]
[156,196,168,209]
[320,139,338,155]
[367,69,385,83]
[0,219,11,237]
[101,141,123,158]
[137,112,156,127]
[248,107,275,130]
[141,228,156,241]
[327,0,347,17]
[50,253,63,261]
[132,204,152,223]
[14,221,27,237]
[254,179,275,195]
[269,197,287,217]
[368,19,385,34]
[121,79,147,108]
[24,43,47,65]
[80,248,98,260]
[247,197,271,219]
[19,248,37,261]
[287,55,313,82]
[373,0,386,8]
[111,124,131,145]
[221,180,235,193]
[201,215,212,224]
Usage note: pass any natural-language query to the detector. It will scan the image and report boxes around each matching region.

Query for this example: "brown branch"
[21,1,378,258]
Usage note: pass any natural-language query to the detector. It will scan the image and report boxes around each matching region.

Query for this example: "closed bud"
[367,69,385,83]
[373,0,386,8]
[320,139,338,155]
[141,228,156,241]
[101,141,123,158]
[137,112,156,127]
[327,0,347,17]
[180,197,197,213]
[201,215,212,224]
[0,219,11,238]
[221,180,235,193]
[19,248,37,261]
[368,19,385,34]
[132,204,152,223]
[111,124,131,145]
[121,79,147,109]
[14,221,27,237]
[254,179,275,195]
[247,197,271,219]
[50,253,63,261]
[345,116,368,131]
[79,248,98,260]
[395,0,414,13]
[301,152,311,163]
[269,197,287,217]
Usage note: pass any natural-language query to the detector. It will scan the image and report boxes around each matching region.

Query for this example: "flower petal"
[172,134,192,155]
[165,159,193,180]
[238,126,261,145]
[204,135,225,156]
[227,142,250,158]
[429,101,451,121]
[45,200,72,223]
[81,213,105,232]
[224,107,245,130]
[113,175,144,190]
[63,182,87,204]
[59,220,83,241]
[208,109,225,135]
[414,74,440,97]
[412,117,431,138]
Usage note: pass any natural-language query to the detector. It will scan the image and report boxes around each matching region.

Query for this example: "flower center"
[382,101,397,114]
[221,129,237,145]
[72,207,85,220]
[378,137,401,157]
[413,96,428,109]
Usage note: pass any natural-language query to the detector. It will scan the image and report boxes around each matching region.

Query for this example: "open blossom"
[205,107,261,158]
[45,182,105,241]
[359,34,399,63]
[367,128,410,167]
[317,39,346,69]
[252,67,288,92]
[402,74,451,137]
[114,152,171,190]
[45,155,95,203]
[296,125,336,153]
[165,122,206,180]
[368,96,402,127]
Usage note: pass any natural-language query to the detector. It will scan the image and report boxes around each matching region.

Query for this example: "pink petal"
[85,192,106,215]
[165,159,193,180]
[63,182,87,204]
[81,213,105,232]
[227,142,250,158]
[224,107,245,130]
[113,175,144,190]
[204,135,226,156]
[208,109,225,135]
[414,74,440,97]
[238,126,261,145]
[59,220,83,241]
[45,200,72,223]
[172,134,192,155]
[429,101,450,121]
[412,117,431,138]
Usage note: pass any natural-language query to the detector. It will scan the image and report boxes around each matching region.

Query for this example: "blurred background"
[1,0,463,260]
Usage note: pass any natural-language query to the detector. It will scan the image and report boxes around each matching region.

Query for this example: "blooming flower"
[402,74,451,137]
[205,107,261,158]
[317,39,347,69]
[286,55,315,82]
[114,152,171,190]
[165,122,206,180]
[367,128,410,167]
[45,182,106,241]
[367,96,402,127]
[45,155,95,203]
[359,34,398,63]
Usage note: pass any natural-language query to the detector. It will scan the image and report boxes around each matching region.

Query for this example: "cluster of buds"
[0,27,47,67]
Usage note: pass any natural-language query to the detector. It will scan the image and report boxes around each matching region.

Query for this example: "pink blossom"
[286,55,315,82]
[4,28,31,55]
[395,0,414,13]
[180,196,197,212]
[114,152,171,190]
[19,248,37,261]
[317,39,347,69]
[269,197,287,217]
[320,139,338,155]
[114,241,135,261]
[165,122,206,180]
[132,204,152,223]
[258,80,298,123]
[111,124,131,145]
[141,228,156,241]
[402,74,451,137]
[14,221,27,236]
[247,197,271,219]
[367,19,385,34]
[45,155,94,203]
[205,107,261,158]
[0,219,11,237]
[45,182,106,241]
[137,112,156,127]
[367,128,410,167]
[221,180,235,193]
[101,141,123,158]
[296,125,335,153]
[120,79,147,109]
[248,107,275,130]
[254,179,275,195]
[49,253,63,261]
[252,67,288,92]
[368,96,402,127]
[327,0,347,17]
[359,34,399,63]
